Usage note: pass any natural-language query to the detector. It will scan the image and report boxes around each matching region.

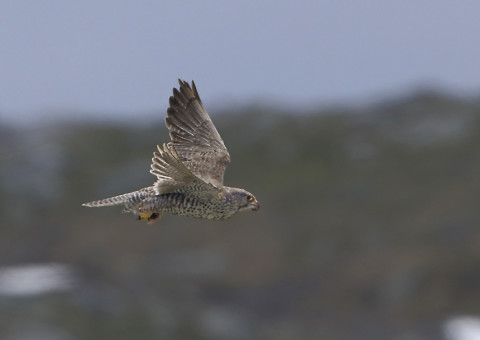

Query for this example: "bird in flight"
[82,80,259,223]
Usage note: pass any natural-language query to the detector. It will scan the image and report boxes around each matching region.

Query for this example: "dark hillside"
[1,92,480,339]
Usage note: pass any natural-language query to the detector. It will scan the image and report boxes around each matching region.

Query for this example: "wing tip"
[176,79,200,99]
[191,80,199,98]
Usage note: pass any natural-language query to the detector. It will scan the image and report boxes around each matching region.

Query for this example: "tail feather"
[82,193,132,207]
[82,187,153,208]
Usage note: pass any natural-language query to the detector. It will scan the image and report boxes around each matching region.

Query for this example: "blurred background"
[1,1,480,339]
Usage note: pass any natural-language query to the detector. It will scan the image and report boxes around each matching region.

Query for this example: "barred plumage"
[82,80,259,223]
[82,187,155,208]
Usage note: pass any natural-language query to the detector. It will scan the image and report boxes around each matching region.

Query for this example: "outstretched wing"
[150,143,217,195]
[165,79,231,187]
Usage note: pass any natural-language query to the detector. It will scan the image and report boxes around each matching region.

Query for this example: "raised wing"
[164,79,231,187]
[150,143,216,195]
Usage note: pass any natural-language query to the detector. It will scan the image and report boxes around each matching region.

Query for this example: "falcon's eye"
[246,195,254,202]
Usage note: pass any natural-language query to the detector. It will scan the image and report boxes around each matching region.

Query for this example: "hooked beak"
[250,200,260,211]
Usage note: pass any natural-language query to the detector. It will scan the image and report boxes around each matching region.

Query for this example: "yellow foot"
[137,210,163,224]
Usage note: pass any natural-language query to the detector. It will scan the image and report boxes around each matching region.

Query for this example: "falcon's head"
[222,187,260,213]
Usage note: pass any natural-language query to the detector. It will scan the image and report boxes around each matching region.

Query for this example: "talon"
[147,213,163,224]
[137,210,153,222]
[136,210,163,223]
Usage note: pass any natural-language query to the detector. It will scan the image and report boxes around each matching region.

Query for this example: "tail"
[82,187,154,208]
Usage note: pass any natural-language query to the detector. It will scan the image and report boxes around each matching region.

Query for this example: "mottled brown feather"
[150,143,217,195]
[164,79,231,187]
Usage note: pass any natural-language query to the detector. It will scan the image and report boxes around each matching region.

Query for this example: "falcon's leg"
[147,213,163,224]
[137,210,151,221]
[137,210,163,224]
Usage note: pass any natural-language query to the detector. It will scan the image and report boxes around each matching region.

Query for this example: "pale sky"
[1,1,479,124]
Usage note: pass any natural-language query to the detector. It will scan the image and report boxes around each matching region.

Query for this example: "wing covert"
[150,143,214,194]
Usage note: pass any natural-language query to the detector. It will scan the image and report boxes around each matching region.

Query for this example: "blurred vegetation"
[1,91,480,339]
